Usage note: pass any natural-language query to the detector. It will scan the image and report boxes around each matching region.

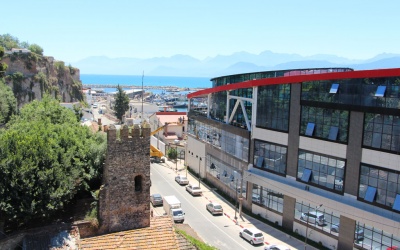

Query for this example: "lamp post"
[198,157,202,187]
[304,204,323,250]
[233,171,239,223]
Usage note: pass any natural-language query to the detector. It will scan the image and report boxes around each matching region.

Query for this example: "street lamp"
[198,157,202,187]
[304,204,323,250]
[233,171,239,223]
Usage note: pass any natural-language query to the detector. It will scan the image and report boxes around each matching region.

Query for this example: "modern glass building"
[186,68,400,250]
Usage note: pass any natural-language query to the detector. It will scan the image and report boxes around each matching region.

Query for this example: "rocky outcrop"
[0,52,84,107]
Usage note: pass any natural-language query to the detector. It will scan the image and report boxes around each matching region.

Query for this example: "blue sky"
[3,0,400,63]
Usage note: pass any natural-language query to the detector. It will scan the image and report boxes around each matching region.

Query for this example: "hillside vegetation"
[0,34,84,108]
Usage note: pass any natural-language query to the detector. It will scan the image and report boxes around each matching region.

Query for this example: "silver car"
[150,193,163,206]
[175,175,189,185]
[206,202,223,215]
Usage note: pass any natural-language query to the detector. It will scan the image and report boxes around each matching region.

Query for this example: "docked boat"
[173,102,188,108]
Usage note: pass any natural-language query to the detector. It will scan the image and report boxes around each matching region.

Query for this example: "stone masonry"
[98,123,151,234]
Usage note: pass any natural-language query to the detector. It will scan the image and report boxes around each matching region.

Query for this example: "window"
[298,150,345,192]
[328,126,339,140]
[301,106,349,143]
[364,186,377,202]
[330,83,339,94]
[256,84,290,131]
[359,165,400,211]
[256,156,264,168]
[375,86,386,97]
[253,140,287,175]
[305,123,315,136]
[363,113,400,153]
[393,194,400,211]
[301,168,312,182]
[135,175,142,192]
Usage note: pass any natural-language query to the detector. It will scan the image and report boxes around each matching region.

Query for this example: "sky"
[2,0,400,64]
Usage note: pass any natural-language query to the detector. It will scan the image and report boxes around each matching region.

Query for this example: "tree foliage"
[0,34,19,50]
[28,44,44,56]
[0,95,106,228]
[114,85,129,122]
[0,79,17,124]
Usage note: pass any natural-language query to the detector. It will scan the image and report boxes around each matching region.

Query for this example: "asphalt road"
[150,163,266,250]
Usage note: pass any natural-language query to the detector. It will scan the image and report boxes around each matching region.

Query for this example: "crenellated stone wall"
[98,123,151,234]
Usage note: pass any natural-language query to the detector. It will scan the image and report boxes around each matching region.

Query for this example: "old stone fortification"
[98,123,152,234]
[1,52,83,107]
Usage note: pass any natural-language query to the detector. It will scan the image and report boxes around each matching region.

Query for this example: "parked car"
[239,227,264,245]
[206,202,223,215]
[264,244,291,250]
[300,211,325,226]
[186,184,202,196]
[175,175,189,185]
[150,193,163,206]
[331,223,364,241]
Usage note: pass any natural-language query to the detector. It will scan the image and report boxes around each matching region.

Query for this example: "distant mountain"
[72,51,400,77]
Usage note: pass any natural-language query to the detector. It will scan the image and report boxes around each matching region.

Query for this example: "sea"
[81,74,212,89]
[81,74,210,112]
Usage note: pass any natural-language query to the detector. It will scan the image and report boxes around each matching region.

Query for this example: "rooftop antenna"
[141,71,144,123]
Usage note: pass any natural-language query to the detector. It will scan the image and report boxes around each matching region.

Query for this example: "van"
[301,211,325,226]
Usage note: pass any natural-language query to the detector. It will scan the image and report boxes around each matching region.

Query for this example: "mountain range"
[72,50,400,77]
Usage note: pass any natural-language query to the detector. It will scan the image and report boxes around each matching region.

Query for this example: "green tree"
[28,44,43,56]
[167,147,178,160]
[0,95,106,229]
[0,79,17,124]
[0,46,8,77]
[114,85,129,122]
[0,34,19,50]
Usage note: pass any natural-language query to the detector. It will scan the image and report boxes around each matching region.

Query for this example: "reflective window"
[364,186,377,202]
[206,155,246,198]
[301,77,400,108]
[256,84,290,132]
[359,164,400,211]
[252,184,283,213]
[298,150,345,192]
[253,140,287,175]
[330,83,339,94]
[187,119,249,162]
[301,106,349,143]
[209,91,227,122]
[363,113,400,153]
[305,123,315,136]
[301,168,312,182]
[392,194,400,211]
[375,85,386,97]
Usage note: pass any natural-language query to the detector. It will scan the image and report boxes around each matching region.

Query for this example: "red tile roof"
[80,216,180,250]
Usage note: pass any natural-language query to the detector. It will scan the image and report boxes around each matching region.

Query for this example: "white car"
[239,228,264,245]
[186,184,202,196]
[264,244,291,250]
[206,202,223,215]
[175,175,189,185]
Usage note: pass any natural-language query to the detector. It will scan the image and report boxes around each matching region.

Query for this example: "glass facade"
[206,155,246,198]
[187,119,249,162]
[256,84,290,131]
[359,164,400,212]
[253,140,287,175]
[209,91,227,122]
[300,106,349,143]
[301,77,400,108]
[297,150,345,193]
[364,113,400,153]
[251,184,283,213]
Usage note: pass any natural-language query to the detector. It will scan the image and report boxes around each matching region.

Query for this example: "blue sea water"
[80,74,212,89]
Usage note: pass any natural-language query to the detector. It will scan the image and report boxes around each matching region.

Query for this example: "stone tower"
[98,123,151,233]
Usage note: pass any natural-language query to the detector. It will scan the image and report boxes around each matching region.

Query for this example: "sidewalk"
[163,158,318,250]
